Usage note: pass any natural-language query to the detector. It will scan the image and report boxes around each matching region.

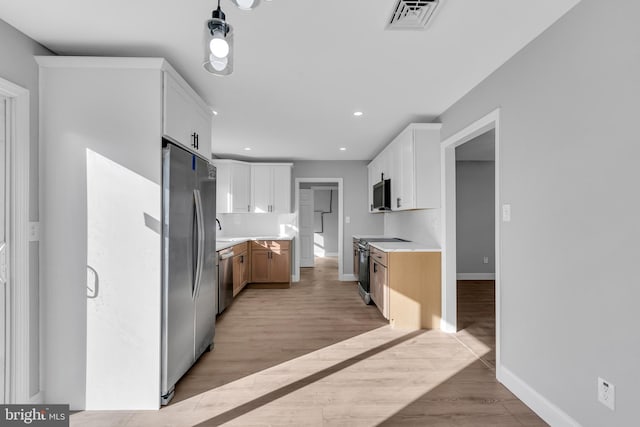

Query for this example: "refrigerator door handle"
[193,189,205,299]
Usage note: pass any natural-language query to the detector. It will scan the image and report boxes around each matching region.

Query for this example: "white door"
[0,95,8,403]
[299,189,315,267]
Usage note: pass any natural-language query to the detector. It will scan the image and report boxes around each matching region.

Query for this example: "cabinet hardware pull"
[373,263,377,273]
[248,205,250,212]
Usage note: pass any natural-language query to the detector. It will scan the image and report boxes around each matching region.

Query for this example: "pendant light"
[203,0,234,76]
[230,0,260,10]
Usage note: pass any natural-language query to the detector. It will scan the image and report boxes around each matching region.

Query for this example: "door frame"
[441,108,501,376]
[0,76,32,403]
[293,178,344,282]
[298,188,315,267]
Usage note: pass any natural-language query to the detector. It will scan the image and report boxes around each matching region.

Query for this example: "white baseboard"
[457,273,496,280]
[440,319,457,333]
[340,274,357,282]
[499,366,581,427]
[321,252,338,257]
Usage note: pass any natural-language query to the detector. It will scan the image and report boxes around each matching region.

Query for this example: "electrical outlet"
[597,377,615,410]
[345,216,351,224]
[483,256,489,264]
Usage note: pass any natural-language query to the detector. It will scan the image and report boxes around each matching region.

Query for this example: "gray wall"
[438,0,638,425]
[0,19,53,400]
[456,161,495,274]
[292,161,384,275]
[313,189,338,255]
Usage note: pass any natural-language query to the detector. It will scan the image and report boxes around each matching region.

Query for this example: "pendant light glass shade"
[203,6,234,76]
[230,0,260,10]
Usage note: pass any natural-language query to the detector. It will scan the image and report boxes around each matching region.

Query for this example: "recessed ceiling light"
[339,147,347,151]
[244,147,252,151]
[353,111,363,117]
[212,110,219,116]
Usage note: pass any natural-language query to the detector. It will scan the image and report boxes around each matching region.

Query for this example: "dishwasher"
[217,247,234,314]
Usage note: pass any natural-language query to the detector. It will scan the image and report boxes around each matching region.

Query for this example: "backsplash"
[216,213,297,238]
[383,209,442,246]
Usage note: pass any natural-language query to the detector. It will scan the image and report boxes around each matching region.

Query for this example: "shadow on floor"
[171,256,387,404]
[193,330,425,426]
[376,359,548,426]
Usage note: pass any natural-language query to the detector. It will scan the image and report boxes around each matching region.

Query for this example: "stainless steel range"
[357,237,408,304]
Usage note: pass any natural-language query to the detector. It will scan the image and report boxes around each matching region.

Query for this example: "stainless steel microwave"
[372,178,391,210]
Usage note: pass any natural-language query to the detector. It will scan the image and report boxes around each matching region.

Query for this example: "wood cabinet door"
[241,252,250,286]
[270,249,290,283]
[232,255,243,296]
[370,259,388,319]
[251,250,270,282]
[379,263,389,319]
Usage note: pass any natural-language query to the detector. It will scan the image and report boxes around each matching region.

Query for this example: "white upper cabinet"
[251,165,272,213]
[213,160,251,213]
[163,72,212,159]
[368,123,441,211]
[231,162,252,212]
[271,165,292,214]
[251,164,292,213]
[215,161,292,214]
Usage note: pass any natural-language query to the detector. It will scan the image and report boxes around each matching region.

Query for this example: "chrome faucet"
[215,218,222,230]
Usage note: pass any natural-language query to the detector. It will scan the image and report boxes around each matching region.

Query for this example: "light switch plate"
[29,222,40,241]
[502,204,511,222]
[345,216,351,224]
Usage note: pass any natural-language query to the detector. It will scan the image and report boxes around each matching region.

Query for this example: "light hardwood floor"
[71,258,545,426]
[456,280,496,369]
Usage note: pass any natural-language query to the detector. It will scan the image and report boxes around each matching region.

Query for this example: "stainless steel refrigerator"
[161,141,217,405]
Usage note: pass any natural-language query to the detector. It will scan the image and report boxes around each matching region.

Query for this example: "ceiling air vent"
[387,0,440,30]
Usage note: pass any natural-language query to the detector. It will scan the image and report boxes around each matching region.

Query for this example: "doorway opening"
[454,129,496,369]
[293,178,344,282]
[441,109,501,376]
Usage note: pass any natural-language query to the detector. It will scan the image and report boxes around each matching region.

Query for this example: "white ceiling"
[0,0,579,160]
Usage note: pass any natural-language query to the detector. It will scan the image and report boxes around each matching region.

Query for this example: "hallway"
[71,257,545,426]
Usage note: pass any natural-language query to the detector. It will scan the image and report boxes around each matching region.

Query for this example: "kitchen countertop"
[216,235,294,252]
[352,234,393,240]
[368,240,441,253]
